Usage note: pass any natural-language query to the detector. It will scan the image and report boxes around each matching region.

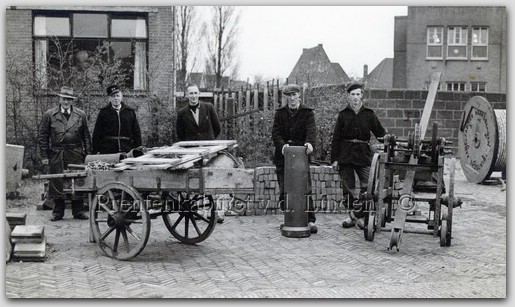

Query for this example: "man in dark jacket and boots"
[272,84,318,233]
[38,86,91,221]
[176,83,224,223]
[92,85,142,154]
[331,83,386,229]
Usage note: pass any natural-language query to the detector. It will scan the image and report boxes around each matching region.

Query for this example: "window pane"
[448,46,467,58]
[34,16,70,36]
[472,46,487,58]
[111,42,134,88]
[428,46,443,58]
[111,18,147,38]
[73,14,108,37]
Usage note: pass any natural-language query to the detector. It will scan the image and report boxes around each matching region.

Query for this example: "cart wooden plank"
[174,140,237,147]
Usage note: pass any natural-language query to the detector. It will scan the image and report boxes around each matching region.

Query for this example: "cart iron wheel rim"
[162,193,217,244]
[91,182,150,260]
[364,211,376,242]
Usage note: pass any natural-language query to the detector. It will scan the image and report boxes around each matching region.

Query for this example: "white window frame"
[446,82,466,91]
[426,27,444,60]
[447,26,468,60]
[471,27,489,60]
[470,82,487,92]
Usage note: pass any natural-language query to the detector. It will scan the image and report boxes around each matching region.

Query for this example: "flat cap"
[106,84,121,96]
[282,84,301,95]
[346,83,364,93]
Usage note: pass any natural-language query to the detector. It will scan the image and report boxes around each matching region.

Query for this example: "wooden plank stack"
[115,140,238,171]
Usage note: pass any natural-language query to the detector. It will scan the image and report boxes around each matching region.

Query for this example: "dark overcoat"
[38,106,91,199]
[271,104,316,166]
[176,102,221,141]
[92,103,142,154]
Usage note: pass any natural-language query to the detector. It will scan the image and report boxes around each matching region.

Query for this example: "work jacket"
[271,104,316,166]
[331,105,386,167]
[92,103,142,154]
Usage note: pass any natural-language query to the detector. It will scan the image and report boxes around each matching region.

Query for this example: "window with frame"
[470,82,486,92]
[33,11,148,91]
[471,27,489,59]
[446,82,466,91]
[447,26,468,59]
[426,27,444,59]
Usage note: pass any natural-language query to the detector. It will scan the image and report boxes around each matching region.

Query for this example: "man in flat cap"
[92,84,142,154]
[38,86,91,221]
[330,83,386,229]
[272,83,318,233]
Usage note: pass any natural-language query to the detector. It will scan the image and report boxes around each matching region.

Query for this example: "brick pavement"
[4,162,506,298]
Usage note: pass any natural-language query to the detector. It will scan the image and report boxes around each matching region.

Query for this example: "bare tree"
[203,6,240,88]
[176,6,201,93]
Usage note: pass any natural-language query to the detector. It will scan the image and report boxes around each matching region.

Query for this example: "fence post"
[263,84,268,112]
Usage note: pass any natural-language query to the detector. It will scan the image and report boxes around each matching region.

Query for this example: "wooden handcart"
[34,140,255,260]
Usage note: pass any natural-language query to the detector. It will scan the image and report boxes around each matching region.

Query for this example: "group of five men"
[38,82,386,232]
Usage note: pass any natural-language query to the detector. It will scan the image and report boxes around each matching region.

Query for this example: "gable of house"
[288,44,349,86]
[364,58,393,89]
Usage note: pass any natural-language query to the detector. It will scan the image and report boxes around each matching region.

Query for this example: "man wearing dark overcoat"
[38,86,91,221]
[92,84,142,154]
[176,83,223,223]
[176,84,221,142]
[272,83,318,233]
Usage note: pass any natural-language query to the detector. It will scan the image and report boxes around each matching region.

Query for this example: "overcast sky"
[233,6,407,82]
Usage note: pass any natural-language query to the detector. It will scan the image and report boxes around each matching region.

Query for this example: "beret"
[283,84,301,95]
[346,83,364,93]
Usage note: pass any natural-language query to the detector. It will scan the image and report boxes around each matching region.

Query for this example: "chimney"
[363,64,369,79]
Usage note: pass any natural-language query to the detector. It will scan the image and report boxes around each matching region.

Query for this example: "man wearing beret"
[331,83,386,229]
[272,83,318,233]
[92,85,142,154]
[38,86,91,221]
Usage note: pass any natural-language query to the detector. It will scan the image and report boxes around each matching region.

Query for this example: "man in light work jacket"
[92,84,142,154]
[38,86,91,221]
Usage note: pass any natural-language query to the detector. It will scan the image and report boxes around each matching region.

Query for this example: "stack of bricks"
[10,225,46,262]
[238,166,346,216]
[6,212,27,231]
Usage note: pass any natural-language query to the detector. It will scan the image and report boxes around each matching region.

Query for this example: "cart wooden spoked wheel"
[91,182,151,260]
[440,159,456,247]
[162,192,217,244]
[364,153,381,241]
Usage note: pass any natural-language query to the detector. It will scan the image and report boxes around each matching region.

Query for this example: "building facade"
[5,6,176,170]
[393,6,506,92]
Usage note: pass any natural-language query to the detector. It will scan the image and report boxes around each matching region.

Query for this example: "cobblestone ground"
[4,161,507,298]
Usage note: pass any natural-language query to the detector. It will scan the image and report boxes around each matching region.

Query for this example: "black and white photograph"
[2,0,510,301]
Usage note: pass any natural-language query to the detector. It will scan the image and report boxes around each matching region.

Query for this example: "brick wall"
[306,86,506,154]
[223,166,348,216]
